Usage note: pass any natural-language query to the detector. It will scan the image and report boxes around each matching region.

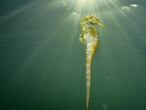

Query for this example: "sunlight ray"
[0,2,35,23]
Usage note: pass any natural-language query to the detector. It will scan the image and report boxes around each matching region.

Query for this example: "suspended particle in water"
[129,4,139,8]
[72,12,78,15]
[121,6,130,10]
[105,73,110,77]
[102,104,108,110]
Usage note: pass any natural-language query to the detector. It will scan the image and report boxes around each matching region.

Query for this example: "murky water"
[0,0,146,110]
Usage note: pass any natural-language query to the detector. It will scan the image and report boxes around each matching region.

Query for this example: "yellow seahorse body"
[80,16,104,110]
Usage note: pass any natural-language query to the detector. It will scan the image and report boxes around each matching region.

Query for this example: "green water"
[0,0,146,110]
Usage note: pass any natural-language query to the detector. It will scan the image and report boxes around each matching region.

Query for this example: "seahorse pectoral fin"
[98,22,105,27]
[94,17,105,28]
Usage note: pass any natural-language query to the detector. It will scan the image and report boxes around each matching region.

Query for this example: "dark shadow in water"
[0,0,4,4]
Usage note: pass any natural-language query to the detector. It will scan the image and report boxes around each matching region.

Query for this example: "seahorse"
[79,16,104,110]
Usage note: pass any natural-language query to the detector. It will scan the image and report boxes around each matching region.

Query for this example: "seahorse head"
[81,16,104,27]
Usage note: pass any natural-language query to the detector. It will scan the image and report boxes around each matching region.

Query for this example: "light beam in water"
[46,0,144,109]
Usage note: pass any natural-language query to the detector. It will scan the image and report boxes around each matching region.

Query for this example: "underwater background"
[0,0,146,110]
